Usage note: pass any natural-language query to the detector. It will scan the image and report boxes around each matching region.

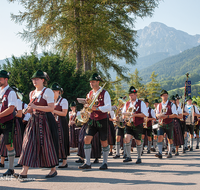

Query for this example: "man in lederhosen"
[155,90,177,159]
[0,70,17,176]
[78,73,111,170]
[141,98,156,154]
[122,86,148,164]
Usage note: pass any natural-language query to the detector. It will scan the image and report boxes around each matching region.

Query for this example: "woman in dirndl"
[0,85,24,168]
[173,95,184,156]
[69,102,80,148]
[51,82,69,168]
[14,70,59,179]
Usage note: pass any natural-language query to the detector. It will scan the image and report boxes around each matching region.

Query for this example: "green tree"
[8,0,159,79]
[128,69,147,98]
[146,71,161,105]
[113,76,126,101]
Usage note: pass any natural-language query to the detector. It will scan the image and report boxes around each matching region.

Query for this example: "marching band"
[0,70,200,179]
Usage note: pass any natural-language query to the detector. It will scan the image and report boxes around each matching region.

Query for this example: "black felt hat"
[51,82,62,91]
[160,89,168,96]
[70,101,76,107]
[175,94,181,99]
[192,101,197,105]
[10,85,19,92]
[128,86,137,94]
[186,96,192,101]
[89,73,102,81]
[144,98,149,103]
[0,70,10,79]
[31,70,47,80]
[153,99,159,104]
[170,95,176,101]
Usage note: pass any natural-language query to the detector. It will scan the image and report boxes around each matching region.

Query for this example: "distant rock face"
[136,22,200,57]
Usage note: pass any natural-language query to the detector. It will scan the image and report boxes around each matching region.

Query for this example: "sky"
[0,0,200,60]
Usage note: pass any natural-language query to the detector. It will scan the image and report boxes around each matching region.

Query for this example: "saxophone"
[113,98,126,128]
[76,83,107,124]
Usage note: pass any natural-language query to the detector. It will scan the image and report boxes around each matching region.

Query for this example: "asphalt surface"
[0,143,200,190]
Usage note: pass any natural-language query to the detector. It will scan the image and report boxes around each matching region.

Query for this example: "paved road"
[0,144,200,190]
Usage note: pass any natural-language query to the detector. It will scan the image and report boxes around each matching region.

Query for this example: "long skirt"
[69,124,80,148]
[108,121,115,145]
[0,118,23,157]
[57,116,70,159]
[18,112,59,168]
[173,118,184,146]
[78,124,101,158]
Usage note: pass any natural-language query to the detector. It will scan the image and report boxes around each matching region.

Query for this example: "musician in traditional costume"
[151,99,159,152]
[78,73,111,170]
[173,95,186,156]
[0,70,17,176]
[142,98,156,154]
[184,97,200,151]
[51,82,69,168]
[192,101,200,149]
[155,90,178,159]
[122,86,148,164]
[69,101,80,148]
[14,70,59,179]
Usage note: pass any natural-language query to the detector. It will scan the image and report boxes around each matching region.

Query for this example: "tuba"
[76,83,107,124]
[113,98,126,128]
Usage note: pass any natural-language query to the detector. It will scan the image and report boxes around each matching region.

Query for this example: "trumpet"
[76,83,107,124]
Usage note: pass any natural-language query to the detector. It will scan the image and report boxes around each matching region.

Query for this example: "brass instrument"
[159,106,167,125]
[143,117,148,128]
[113,98,126,128]
[76,83,107,124]
[125,106,136,127]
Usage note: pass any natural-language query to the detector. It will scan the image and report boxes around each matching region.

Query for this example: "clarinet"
[23,97,37,114]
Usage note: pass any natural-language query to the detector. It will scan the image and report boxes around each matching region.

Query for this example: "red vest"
[0,87,15,124]
[89,89,107,121]
[125,100,144,126]
[147,107,152,127]
[30,88,48,113]
[158,101,173,124]
[54,97,63,112]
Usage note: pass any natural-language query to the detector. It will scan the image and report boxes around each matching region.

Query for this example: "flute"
[23,97,37,114]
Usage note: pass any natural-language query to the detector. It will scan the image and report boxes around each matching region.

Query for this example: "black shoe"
[155,152,162,159]
[175,152,179,156]
[196,146,199,149]
[123,154,127,159]
[0,163,4,168]
[190,147,193,151]
[93,158,99,164]
[182,149,186,153]
[45,171,57,178]
[165,151,168,155]
[58,164,68,168]
[123,157,132,162]
[78,163,91,169]
[99,163,108,170]
[147,150,150,154]
[185,147,188,150]
[151,148,156,152]
[4,158,8,161]
[167,153,172,158]
[172,148,175,154]
[75,158,84,163]
[162,148,165,151]
[141,151,143,155]
[108,152,113,156]
[14,164,22,168]
[136,158,142,164]
[13,173,27,179]
[3,169,14,176]
[59,159,63,163]
[113,155,120,159]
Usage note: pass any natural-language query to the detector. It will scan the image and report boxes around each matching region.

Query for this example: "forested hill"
[139,45,200,90]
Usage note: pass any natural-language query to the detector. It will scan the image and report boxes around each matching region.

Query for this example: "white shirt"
[156,100,178,115]
[177,105,189,115]
[16,99,22,111]
[29,87,54,104]
[55,97,68,110]
[0,84,17,110]
[147,107,156,119]
[69,111,80,120]
[87,86,111,113]
[23,103,31,121]
[110,110,115,119]
[186,105,200,115]
[122,99,148,117]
